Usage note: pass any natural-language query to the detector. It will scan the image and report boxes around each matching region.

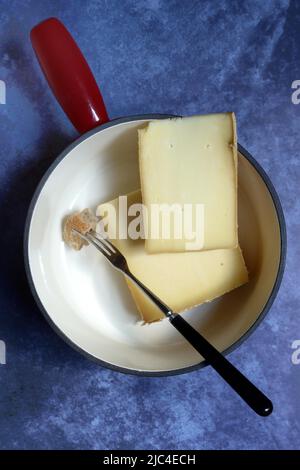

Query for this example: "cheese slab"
[138,113,238,253]
[96,191,248,323]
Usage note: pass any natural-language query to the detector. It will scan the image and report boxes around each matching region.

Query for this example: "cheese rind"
[96,191,248,323]
[138,113,238,253]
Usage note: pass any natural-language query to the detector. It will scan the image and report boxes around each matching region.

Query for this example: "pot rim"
[23,114,287,376]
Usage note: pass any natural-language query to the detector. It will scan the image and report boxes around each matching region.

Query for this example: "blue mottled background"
[0,0,299,450]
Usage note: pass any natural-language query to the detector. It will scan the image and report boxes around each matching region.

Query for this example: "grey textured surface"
[0,0,299,450]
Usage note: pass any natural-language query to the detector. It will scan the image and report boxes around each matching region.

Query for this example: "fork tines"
[72,229,116,257]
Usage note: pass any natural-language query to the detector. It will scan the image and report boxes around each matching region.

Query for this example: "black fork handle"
[170,314,273,416]
[121,269,272,416]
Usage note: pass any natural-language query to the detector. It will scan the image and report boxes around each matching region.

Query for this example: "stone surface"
[0,0,299,450]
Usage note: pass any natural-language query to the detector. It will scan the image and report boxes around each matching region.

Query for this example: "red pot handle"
[30,17,109,134]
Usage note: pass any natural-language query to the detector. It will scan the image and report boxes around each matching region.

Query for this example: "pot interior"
[26,118,282,373]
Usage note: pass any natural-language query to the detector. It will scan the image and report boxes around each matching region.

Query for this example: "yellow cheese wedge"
[96,191,248,323]
[138,113,238,253]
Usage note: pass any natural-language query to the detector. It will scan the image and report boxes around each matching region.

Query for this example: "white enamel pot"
[24,18,286,375]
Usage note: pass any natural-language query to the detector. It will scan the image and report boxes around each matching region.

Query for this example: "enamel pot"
[24,18,286,375]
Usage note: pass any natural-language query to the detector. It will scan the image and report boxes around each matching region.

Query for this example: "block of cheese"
[96,191,248,323]
[138,113,238,253]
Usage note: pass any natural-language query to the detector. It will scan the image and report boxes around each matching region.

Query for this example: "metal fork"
[73,229,273,417]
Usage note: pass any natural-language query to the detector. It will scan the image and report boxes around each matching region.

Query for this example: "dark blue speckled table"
[0,0,299,450]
